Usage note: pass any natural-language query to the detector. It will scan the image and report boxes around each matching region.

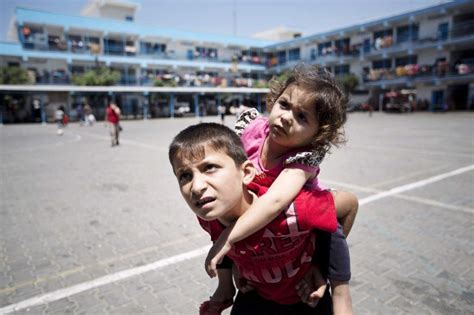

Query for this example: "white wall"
[418,16,450,39]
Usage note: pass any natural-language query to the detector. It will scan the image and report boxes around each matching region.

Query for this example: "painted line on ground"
[358,164,474,206]
[349,143,473,159]
[1,164,473,313]
[0,245,211,314]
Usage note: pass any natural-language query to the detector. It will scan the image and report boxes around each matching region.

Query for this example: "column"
[193,94,199,117]
[169,93,175,118]
[40,94,47,124]
[143,92,149,120]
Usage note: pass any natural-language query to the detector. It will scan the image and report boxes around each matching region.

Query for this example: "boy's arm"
[205,167,313,277]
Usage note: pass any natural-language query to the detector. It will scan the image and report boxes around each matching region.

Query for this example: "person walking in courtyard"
[106,102,121,147]
[55,105,66,135]
[217,104,226,124]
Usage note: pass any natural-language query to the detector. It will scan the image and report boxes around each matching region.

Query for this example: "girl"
[201,64,358,314]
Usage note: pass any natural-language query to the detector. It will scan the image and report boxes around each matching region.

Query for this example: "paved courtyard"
[0,112,473,314]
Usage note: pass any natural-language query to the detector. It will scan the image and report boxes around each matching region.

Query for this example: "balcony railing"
[362,61,474,84]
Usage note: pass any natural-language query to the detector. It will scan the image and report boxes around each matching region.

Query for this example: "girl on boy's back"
[205,64,358,314]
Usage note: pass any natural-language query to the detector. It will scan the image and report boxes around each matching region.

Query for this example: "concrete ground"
[0,112,473,314]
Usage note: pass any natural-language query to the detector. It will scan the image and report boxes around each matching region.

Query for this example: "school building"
[0,0,473,123]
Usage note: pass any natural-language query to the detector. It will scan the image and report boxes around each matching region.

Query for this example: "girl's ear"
[241,160,256,185]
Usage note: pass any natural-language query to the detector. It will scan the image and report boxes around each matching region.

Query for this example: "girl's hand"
[296,264,327,307]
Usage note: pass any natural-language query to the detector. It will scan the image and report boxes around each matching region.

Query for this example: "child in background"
[205,64,358,314]
[169,123,342,314]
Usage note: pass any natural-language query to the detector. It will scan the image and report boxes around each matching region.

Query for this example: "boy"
[169,123,353,314]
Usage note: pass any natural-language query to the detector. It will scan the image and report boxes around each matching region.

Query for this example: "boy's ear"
[241,160,256,185]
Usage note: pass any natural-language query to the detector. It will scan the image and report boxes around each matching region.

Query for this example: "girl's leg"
[331,190,358,237]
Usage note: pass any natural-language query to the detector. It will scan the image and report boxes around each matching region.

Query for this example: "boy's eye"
[205,164,218,172]
[178,172,192,184]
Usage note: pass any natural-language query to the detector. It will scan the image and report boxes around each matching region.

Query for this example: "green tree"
[154,78,177,87]
[72,67,120,86]
[0,66,31,84]
[339,73,359,95]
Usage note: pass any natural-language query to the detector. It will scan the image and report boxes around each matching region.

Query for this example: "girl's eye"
[279,101,289,109]
[298,113,307,122]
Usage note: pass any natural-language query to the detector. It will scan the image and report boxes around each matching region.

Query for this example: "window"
[288,48,300,61]
[140,42,166,55]
[310,48,317,61]
[438,23,449,40]
[335,38,350,55]
[334,64,350,76]
[195,47,218,59]
[395,55,418,67]
[372,59,392,69]
[396,24,419,43]
[318,42,332,56]
[277,51,287,64]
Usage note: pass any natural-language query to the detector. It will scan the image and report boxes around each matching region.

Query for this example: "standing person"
[217,104,226,124]
[76,103,84,126]
[169,123,348,314]
[206,64,358,314]
[83,102,94,126]
[55,105,66,135]
[106,102,121,147]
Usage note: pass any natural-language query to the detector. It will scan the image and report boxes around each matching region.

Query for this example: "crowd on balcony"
[24,67,269,88]
[364,59,473,82]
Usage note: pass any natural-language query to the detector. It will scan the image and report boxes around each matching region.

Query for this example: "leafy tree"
[0,66,31,84]
[253,80,269,88]
[339,73,359,95]
[154,78,177,87]
[72,67,120,86]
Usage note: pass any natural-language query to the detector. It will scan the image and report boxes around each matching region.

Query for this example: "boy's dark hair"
[267,63,347,156]
[169,123,248,169]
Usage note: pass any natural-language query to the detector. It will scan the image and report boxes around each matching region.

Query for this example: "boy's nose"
[191,175,207,197]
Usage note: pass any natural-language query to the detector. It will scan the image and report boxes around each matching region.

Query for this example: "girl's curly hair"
[266,63,348,156]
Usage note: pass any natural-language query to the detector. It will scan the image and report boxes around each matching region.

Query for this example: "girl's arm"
[205,167,313,277]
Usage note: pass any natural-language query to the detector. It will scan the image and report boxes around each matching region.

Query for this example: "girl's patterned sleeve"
[234,108,260,136]
[284,150,325,168]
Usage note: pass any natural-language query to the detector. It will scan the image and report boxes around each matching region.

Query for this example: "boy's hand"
[296,264,327,307]
[205,227,233,278]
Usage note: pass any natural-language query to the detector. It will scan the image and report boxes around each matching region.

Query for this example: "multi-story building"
[0,0,473,123]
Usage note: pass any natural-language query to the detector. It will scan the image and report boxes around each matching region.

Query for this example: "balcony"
[363,60,474,87]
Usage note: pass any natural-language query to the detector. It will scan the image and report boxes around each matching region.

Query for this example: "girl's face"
[267,84,319,149]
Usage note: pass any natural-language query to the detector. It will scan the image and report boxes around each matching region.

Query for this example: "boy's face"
[268,84,319,149]
[172,146,250,224]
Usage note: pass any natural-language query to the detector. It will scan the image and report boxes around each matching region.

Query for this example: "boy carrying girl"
[169,122,356,314]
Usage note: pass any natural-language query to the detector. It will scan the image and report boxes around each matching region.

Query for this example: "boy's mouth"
[195,197,216,208]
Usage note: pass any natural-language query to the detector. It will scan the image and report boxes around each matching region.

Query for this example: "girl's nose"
[281,113,292,126]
